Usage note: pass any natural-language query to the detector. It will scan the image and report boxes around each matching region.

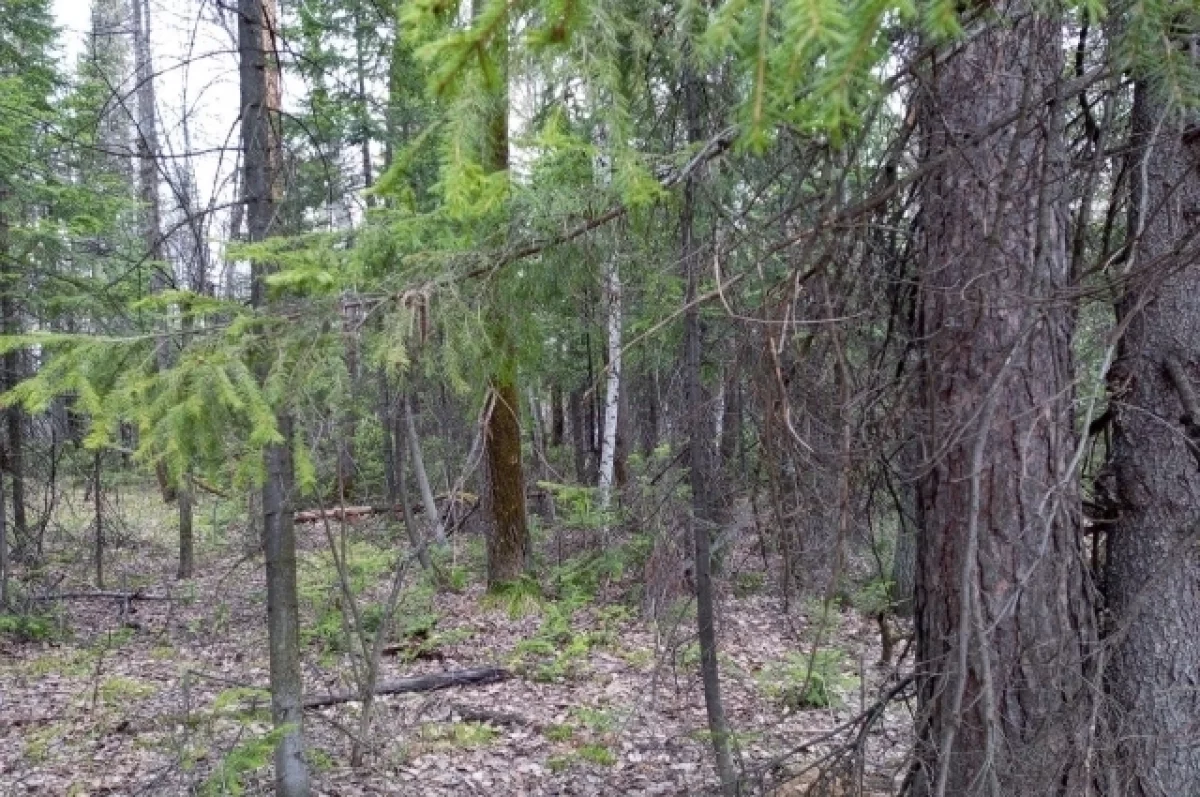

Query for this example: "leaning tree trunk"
[404,394,446,543]
[239,0,310,792]
[909,5,1097,795]
[1101,78,1200,795]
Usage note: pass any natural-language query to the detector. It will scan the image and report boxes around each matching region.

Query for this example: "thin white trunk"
[598,258,621,511]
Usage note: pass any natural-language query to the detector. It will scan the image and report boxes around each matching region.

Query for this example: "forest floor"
[0,485,912,795]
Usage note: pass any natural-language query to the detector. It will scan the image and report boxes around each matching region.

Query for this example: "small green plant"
[577,743,617,766]
[760,649,857,710]
[417,721,499,748]
[212,687,272,721]
[99,676,156,705]
[571,707,617,734]
[23,723,62,763]
[307,747,335,773]
[544,723,573,742]
[483,573,544,617]
[201,725,287,796]
[0,612,58,642]
[733,571,766,597]
[547,754,573,773]
[512,601,605,682]
[851,576,894,616]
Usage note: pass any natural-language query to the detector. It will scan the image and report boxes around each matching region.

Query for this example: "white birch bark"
[598,257,621,511]
[594,120,621,512]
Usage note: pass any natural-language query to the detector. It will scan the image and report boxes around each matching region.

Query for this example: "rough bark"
[1101,79,1200,796]
[909,6,1096,795]
[681,59,736,794]
[485,380,530,587]
[479,10,529,588]
[239,0,310,791]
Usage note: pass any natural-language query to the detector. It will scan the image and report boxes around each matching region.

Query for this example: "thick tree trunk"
[485,380,530,586]
[1102,79,1200,795]
[479,12,529,587]
[239,0,310,791]
[910,6,1096,795]
[680,60,736,794]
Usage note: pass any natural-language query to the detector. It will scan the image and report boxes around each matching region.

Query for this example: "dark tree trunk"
[570,386,588,484]
[485,379,530,586]
[477,3,529,587]
[3,321,25,555]
[680,59,735,794]
[0,188,24,558]
[1102,78,1200,795]
[910,5,1096,794]
[177,478,194,579]
[550,382,564,447]
[0,471,7,609]
[640,368,659,460]
[239,0,310,790]
[93,451,103,589]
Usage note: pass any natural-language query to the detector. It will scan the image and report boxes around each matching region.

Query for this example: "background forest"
[1,0,1199,793]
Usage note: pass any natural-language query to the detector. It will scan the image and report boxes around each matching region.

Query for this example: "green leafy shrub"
[760,649,857,710]
[201,726,287,796]
[0,613,57,642]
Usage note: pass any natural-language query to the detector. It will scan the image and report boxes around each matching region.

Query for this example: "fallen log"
[303,666,509,709]
[34,591,173,602]
[294,491,480,524]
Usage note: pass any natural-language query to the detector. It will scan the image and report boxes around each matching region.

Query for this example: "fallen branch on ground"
[303,666,509,709]
[34,591,173,602]
[293,491,481,524]
[448,703,540,730]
